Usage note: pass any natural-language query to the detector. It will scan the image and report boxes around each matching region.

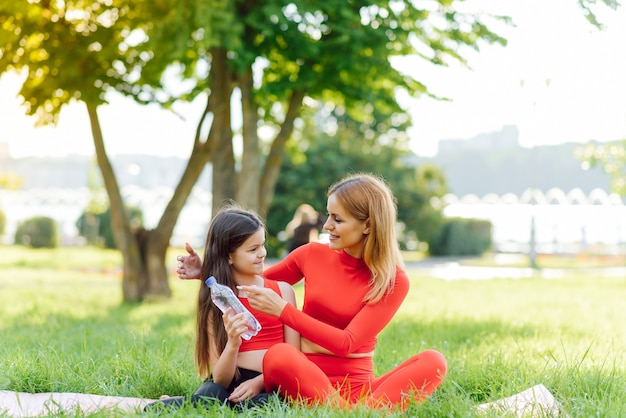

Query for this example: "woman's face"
[323,193,369,258]
[228,227,266,279]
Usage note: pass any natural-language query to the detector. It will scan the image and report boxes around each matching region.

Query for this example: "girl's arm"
[228,374,265,403]
[208,309,249,387]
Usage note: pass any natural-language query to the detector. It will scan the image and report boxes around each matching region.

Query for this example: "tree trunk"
[259,90,305,213]
[86,103,148,302]
[237,69,261,211]
[209,47,236,214]
[145,145,212,298]
[137,228,170,300]
[86,102,217,302]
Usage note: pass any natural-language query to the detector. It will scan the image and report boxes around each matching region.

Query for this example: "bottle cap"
[205,276,216,286]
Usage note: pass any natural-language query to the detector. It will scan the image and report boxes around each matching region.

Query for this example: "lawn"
[1,246,625,417]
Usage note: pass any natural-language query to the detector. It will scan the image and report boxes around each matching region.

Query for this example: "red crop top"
[263,242,409,357]
[238,278,285,352]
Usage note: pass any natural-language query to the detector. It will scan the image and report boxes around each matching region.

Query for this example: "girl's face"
[323,193,370,258]
[228,228,266,280]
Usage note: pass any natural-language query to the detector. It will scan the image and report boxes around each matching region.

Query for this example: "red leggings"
[263,343,447,410]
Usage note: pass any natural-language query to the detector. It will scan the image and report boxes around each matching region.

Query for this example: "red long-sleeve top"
[263,242,409,357]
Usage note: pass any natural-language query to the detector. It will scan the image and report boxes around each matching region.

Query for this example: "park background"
[2,0,626,263]
[1,0,626,416]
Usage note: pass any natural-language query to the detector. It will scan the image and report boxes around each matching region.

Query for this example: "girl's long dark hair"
[195,205,265,379]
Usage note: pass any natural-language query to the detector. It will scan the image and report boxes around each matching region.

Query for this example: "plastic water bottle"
[205,276,262,340]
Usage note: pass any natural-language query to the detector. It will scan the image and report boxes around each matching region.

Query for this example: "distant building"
[438,125,520,154]
[409,125,612,197]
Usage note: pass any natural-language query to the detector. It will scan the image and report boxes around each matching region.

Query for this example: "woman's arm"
[242,272,409,357]
[177,242,203,280]
[179,242,308,284]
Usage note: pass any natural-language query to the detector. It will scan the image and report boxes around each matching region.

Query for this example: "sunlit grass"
[1,246,625,417]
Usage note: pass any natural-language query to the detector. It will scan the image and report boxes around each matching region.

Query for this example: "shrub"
[76,206,144,249]
[428,217,492,256]
[14,216,58,248]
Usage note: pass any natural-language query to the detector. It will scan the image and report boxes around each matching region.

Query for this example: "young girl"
[177,174,446,411]
[145,205,299,411]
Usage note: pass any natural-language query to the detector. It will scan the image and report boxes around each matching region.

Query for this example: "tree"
[13,1,616,301]
[2,1,620,301]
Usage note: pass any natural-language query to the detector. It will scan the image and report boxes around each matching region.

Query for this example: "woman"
[177,174,446,410]
[284,203,324,252]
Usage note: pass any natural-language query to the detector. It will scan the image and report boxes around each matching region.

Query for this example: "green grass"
[1,246,625,417]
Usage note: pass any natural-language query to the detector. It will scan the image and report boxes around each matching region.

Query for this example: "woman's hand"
[238,285,288,317]
[177,242,202,280]
[229,375,265,403]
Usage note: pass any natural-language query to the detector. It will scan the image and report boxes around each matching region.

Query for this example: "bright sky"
[405,0,626,155]
[1,0,625,159]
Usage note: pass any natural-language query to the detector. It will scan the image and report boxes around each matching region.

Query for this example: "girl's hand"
[177,242,202,280]
[238,285,287,317]
[222,308,248,344]
[229,375,264,403]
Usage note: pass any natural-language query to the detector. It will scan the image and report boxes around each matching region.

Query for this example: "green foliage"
[428,218,492,256]
[76,206,144,249]
[0,0,511,130]
[267,111,448,255]
[576,139,626,196]
[0,0,138,123]
[396,163,448,247]
[14,216,58,248]
[578,0,621,27]
[122,0,241,98]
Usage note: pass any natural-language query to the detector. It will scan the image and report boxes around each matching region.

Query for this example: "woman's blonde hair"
[327,173,404,304]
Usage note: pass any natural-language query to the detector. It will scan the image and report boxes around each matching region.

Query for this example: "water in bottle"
[205,276,262,340]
